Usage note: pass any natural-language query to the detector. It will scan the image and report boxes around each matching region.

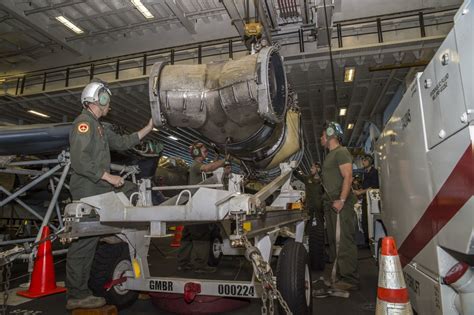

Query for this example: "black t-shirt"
[362,167,379,189]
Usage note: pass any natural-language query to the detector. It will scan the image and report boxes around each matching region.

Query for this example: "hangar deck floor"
[3,238,377,314]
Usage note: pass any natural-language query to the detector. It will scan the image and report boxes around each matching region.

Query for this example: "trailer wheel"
[88,242,138,309]
[208,226,223,267]
[308,215,325,271]
[276,241,312,315]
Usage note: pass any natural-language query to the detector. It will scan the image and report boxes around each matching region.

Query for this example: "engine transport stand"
[60,162,313,315]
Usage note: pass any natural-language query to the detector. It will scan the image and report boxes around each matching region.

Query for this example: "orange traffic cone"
[376,236,413,315]
[17,226,66,298]
[170,225,184,247]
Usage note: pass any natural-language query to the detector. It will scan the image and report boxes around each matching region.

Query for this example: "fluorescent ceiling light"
[168,135,178,141]
[344,67,355,83]
[28,110,50,118]
[347,123,354,129]
[339,107,347,116]
[131,0,154,19]
[152,128,159,131]
[55,16,84,34]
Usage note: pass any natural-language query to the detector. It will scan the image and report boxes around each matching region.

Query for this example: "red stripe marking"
[377,287,410,304]
[398,144,474,267]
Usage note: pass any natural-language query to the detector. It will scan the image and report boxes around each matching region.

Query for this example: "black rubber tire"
[208,226,223,267]
[276,241,312,315]
[88,242,138,310]
[309,216,326,271]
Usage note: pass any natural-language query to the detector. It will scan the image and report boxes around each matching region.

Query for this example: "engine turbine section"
[148,46,301,170]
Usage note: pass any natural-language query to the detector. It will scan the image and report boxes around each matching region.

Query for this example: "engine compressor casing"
[148,47,300,170]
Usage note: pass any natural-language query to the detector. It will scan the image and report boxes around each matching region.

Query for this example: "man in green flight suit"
[293,162,323,219]
[66,80,154,310]
[221,160,232,190]
[320,121,359,291]
[177,142,226,273]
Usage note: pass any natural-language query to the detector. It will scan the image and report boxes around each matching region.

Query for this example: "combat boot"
[66,295,106,310]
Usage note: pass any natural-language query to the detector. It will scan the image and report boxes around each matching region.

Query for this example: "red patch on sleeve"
[77,122,89,133]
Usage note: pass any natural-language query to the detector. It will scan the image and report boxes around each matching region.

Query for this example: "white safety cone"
[376,236,413,315]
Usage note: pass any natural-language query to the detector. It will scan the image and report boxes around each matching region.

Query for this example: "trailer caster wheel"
[208,226,223,267]
[88,242,138,310]
[276,241,312,315]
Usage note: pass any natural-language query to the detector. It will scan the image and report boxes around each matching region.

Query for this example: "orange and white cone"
[376,236,413,315]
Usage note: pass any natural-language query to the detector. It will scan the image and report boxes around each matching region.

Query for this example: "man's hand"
[332,200,344,213]
[102,172,124,188]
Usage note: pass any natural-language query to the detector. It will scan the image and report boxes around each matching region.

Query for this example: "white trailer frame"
[60,162,311,313]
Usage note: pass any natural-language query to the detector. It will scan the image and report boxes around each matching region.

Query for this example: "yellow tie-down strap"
[266,110,301,170]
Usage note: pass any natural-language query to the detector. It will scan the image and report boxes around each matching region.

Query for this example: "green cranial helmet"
[325,121,344,139]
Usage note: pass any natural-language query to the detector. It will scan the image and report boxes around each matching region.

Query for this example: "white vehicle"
[373,1,473,314]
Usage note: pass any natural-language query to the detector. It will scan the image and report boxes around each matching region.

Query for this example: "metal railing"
[0,7,457,97]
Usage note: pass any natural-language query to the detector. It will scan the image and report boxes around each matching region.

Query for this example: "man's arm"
[332,162,353,212]
[201,159,225,173]
[105,119,152,151]
[70,122,104,183]
[70,122,125,188]
[137,119,154,140]
[339,163,353,201]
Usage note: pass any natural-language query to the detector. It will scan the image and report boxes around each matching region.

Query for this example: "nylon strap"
[331,211,341,284]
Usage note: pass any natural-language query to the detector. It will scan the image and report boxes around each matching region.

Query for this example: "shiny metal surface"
[149,46,298,170]
[374,2,473,314]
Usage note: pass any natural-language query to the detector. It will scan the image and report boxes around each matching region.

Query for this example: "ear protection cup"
[98,90,110,107]
[190,142,204,158]
[363,155,374,165]
[325,121,343,139]
[326,126,335,137]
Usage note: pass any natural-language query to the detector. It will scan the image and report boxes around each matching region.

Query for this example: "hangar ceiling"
[0,0,463,168]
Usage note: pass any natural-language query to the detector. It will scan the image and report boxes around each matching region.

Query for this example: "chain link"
[261,289,268,315]
[241,235,293,315]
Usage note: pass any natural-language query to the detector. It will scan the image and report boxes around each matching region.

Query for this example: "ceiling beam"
[164,0,196,34]
[283,36,445,65]
[348,73,376,145]
[0,0,81,56]
[24,0,86,16]
[66,7,224,41]
[221,0,246,38]
[368,69,397,120]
